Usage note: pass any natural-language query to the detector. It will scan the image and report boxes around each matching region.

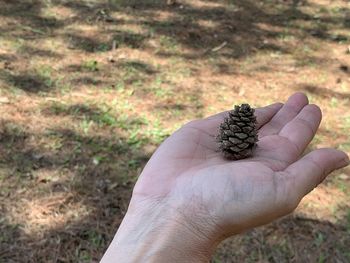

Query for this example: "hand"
[102,93,349,262]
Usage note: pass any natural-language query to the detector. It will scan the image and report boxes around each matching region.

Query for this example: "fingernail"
[339,156,350,167]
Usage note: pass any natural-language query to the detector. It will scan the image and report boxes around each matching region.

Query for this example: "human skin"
[101,93,349,262]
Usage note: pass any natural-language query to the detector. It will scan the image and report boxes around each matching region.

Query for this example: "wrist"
[101,196,219,262]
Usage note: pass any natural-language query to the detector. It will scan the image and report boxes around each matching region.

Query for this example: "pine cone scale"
[240,117,251,122]
[235,133,248,139]
[238,143,249,149]
[230,125,241,132]
[242,126,253,132]
[229,137,242,144]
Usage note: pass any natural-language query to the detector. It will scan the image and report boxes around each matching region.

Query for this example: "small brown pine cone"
[217,104,258,160]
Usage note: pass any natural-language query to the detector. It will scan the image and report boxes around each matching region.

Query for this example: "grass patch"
[82,60,99,72]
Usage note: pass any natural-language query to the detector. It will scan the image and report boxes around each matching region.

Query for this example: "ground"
[0,0,349,262]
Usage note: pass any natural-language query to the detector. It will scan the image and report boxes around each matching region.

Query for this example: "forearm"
[101,198,217,262]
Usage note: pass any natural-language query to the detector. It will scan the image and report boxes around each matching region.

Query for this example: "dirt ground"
[0,0,349,262]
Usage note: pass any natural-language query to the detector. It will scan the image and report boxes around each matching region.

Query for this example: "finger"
[259,93,309,137]
[254,104,322,170]
[193,102,283,134]
[283,148,349,201]
[279,104,322,155]
[255,103,284,129]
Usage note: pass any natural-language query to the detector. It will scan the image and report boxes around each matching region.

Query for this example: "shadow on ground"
[1,0,348,61]
[216,214,350,263]
[1,0,348,95]
[0,118,150,261]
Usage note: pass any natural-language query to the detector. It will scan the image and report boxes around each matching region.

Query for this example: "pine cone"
[217,104,258,160]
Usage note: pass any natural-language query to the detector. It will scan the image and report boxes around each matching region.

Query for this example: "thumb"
[284,148,349,201]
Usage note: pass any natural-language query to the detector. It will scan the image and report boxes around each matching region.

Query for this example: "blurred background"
[0,0,349,262]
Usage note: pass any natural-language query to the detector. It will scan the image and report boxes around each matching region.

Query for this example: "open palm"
[133,93,349,239]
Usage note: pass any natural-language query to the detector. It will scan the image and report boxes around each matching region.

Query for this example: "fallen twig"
[211,41,228,52]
